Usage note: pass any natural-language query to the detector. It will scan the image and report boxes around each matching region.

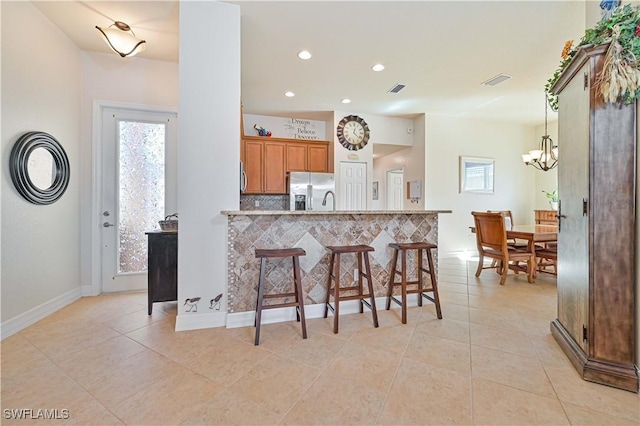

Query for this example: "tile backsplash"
[240,195,289,211]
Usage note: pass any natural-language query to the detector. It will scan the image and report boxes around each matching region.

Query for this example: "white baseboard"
[225,295,431,328]
[175,310,227,331]
[1,288,82,340]
[81,284,100,297]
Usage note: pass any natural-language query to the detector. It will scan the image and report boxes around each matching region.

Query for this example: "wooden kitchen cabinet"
[286,143,307,171]
[242,136,331,194]
[263,141,287,193]
[286,141,329,172]
[308,143,329,172]
[242,139,264,194]
[550,43,638,392]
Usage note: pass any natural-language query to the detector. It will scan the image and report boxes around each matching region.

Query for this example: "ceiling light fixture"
[297,50,312,60]
[341,98,351,104]
[95,21,146,58]
[522,94,558,171]
[372,64,385,72]
[284,91,295,97]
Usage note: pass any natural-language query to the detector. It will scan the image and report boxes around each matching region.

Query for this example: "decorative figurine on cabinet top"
[253,124,272,137]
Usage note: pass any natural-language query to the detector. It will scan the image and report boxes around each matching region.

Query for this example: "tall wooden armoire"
[550,43,638,392]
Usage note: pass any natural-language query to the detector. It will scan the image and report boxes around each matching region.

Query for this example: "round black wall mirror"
[10,131,70,205]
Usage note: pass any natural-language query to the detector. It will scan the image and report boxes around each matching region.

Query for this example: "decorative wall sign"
[337,115,370,151]
[243,114,325,140]
[10,131,70,205]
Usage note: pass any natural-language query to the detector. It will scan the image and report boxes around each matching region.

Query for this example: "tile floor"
[2,257,639,425]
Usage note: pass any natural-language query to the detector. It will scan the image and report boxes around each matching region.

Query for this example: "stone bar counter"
[221,210,451,322]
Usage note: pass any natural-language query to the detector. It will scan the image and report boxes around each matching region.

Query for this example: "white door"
[339,162,367,210]
[386,170,404,210]
[101,107,177,293]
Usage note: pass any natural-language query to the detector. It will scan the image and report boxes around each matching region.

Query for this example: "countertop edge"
[221,210,453,216]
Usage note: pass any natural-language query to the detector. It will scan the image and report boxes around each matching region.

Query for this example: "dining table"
[470,224,558,278]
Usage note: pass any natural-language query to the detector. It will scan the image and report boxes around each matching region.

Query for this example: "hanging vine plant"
[545,3,640,110]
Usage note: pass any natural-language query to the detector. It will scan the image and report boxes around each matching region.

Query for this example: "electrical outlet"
[354,269,359,280]
[255,200,260,207]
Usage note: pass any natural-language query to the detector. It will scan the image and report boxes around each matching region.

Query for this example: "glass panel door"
[101,107,177,293]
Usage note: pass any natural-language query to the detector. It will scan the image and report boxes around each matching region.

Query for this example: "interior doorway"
[386,169,404,210]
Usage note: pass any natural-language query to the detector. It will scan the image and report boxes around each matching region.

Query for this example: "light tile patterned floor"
[2,257,639,425]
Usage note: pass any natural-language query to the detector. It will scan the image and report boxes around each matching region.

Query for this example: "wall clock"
[336,115,370,151]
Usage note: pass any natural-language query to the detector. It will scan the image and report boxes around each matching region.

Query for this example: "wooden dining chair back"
[487,210,527,249]
[487,210,514,230]
[472,211,535,285]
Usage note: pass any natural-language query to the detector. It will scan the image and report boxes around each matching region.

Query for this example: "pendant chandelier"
[95,21,146,58]
[522,94,558,171]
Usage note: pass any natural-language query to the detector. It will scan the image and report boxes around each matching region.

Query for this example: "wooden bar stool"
[386,242,442,324]
[254,247,307,346]
[324,244,379,334]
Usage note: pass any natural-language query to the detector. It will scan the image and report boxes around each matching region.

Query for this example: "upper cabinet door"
[243,139,264,194]
[263,141,287,193]
[287,143,307,171]
[308,144,329,172]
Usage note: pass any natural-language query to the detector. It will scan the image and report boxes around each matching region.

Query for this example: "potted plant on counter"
[543,190,559,210]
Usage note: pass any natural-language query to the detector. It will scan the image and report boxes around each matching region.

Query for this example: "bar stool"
[324,244,379,334]
[254,247,307,346]
[386,242,442,324]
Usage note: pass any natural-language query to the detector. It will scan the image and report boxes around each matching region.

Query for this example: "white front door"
[339,162,367,210]
[101,107,177,293]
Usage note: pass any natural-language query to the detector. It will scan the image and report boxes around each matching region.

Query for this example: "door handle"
[241,171,247,192]
[556,200,565,232]
[103,222,115,228]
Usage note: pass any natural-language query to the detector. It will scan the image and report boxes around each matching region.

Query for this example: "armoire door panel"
[557,61,590,352]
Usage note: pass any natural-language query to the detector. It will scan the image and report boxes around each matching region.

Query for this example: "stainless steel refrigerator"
[289,172,335,211]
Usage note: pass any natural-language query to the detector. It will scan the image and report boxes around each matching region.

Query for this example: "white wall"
[372,114,426,210]
[80,52,179,294]
[333,111,414,209]
[176,1,240,331]
[425,115,536,253]
[1,2,81,326]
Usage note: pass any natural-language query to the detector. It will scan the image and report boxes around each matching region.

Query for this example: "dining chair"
[486,210,527,249]
[535,245,557,275]
[472,211,535,285]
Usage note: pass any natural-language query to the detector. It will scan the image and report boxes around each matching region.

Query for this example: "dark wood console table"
[146,231,178,314]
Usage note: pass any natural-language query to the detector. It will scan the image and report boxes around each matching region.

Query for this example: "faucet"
[322,190,336,211]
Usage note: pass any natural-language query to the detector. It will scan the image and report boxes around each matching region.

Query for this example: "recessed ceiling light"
[297,50,312,60]
[341,98,352,104]
[372,64,385,72]
[284,91,295,97]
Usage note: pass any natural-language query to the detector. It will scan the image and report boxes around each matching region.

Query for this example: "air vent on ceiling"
[481,73,512,86]
[388,83,406,93]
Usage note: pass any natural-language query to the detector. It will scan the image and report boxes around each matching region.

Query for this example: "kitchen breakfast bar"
[221,210,451,326]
